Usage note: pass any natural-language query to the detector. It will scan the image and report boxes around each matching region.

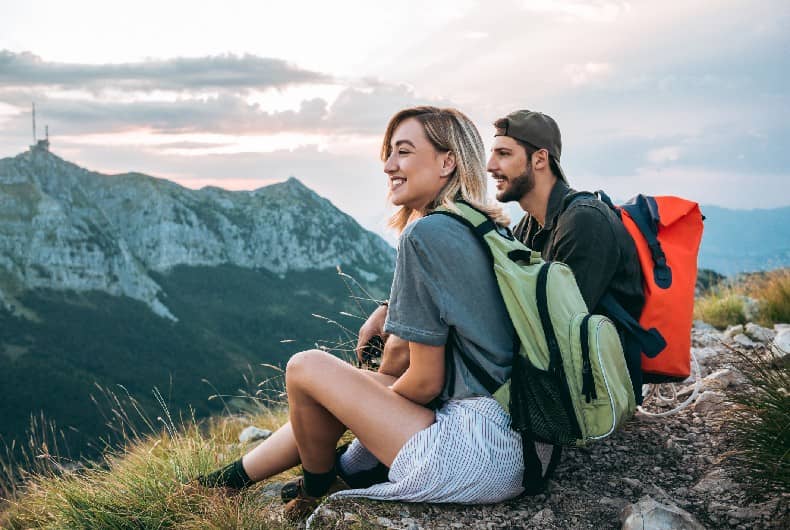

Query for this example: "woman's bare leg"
[240,368,398,481]
[241,421,300,481]
[286,349,435,473]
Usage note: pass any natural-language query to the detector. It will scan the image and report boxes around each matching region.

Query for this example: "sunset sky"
[1,0,788,237]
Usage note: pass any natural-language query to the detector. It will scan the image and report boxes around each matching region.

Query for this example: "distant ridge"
[0,149,394,319]
[698,204,790,276]
[503,197,790,276]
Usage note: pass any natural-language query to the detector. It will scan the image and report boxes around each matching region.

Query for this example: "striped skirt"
[332,397,525,504]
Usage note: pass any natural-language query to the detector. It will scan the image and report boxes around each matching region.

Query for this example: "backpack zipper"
[589,317,619,440]
[580,314,597,403]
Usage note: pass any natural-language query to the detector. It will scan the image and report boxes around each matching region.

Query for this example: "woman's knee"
[285,349,332,389]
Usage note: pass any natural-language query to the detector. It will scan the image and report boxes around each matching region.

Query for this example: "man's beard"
[495,164,534,203]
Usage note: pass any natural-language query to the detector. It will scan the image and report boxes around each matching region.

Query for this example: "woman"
[198,106,525,521]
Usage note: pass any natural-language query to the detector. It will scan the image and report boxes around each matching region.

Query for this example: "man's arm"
[551,204,620,311]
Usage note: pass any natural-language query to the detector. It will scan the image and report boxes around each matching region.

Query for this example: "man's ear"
[533,148,549,171]
[441,151,457,177]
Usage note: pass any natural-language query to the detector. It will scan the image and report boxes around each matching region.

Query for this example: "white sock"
[339,438,381,474]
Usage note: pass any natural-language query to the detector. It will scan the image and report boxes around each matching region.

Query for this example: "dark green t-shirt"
[513,180,645,320]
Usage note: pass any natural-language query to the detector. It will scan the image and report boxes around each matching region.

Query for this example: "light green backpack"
[431,202,635,447]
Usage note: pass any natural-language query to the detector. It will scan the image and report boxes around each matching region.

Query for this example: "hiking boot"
[280,473,354,503]
[280,479,300,503]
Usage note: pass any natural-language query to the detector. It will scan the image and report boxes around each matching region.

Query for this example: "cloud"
[564,62,613,86]
[0,50,331,92]
[646,146,682,164]
[519,0,630,22]
[326,84,453,134]
[0,81,451,139]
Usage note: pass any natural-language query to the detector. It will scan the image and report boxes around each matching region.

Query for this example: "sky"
[1,0,788,239]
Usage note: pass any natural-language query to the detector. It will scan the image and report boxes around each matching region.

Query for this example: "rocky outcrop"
[0,149,394,320]
[277,321,788,529]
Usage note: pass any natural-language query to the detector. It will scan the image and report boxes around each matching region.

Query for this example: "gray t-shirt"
[384,213,516,402]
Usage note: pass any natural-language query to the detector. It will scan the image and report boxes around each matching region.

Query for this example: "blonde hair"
[381,106,509,233]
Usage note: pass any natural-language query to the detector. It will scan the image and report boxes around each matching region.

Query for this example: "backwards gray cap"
[495,110,567,182]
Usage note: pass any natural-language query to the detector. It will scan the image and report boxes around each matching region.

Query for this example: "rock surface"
[771,329,790,365]
[238,426,273,444]
[620,496,705,530]
[745,323,775,344]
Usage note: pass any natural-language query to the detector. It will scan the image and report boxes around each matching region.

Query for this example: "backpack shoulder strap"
[425,203,512,396]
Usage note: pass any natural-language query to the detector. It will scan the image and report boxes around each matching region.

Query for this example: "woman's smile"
[390,176,406,191]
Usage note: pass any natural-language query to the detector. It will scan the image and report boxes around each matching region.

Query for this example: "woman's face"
[384,117,450,212]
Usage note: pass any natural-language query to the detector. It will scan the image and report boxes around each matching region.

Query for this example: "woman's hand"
[390,342,445,405]
[356,304,389,363]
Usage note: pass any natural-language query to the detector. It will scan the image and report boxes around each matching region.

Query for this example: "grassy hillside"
[1,402,299,529]
[0,264,389,461]
[1,269,788,528]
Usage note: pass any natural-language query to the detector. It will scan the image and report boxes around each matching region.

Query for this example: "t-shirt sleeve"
[383,224,449,346]
[551,204,620,310]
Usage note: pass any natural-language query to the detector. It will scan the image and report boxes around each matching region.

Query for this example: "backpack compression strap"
[620,194,672,289]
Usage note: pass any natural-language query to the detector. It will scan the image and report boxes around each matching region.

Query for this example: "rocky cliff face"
[0,149,394,320]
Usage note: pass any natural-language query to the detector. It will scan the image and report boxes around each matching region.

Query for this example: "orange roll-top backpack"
[595,192,705,386]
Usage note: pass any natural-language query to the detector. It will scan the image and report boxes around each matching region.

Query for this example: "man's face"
[487,136,533,203]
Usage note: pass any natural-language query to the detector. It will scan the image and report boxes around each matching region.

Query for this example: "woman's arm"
[379,335,410,377]
[390,341,445,405]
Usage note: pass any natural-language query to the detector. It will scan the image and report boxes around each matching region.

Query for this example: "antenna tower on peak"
[30,103,50,152]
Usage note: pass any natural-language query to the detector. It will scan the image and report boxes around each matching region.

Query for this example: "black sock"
[338,462,390,489]
[302,466,336,497]
[198,458,253,489]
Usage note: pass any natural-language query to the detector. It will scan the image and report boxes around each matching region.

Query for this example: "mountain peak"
[0,150,395,320]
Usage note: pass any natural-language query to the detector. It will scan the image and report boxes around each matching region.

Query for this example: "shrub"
[693,267,790,329]
[727,345,790,494]
[750,268,790,326]
[693,288,746,329]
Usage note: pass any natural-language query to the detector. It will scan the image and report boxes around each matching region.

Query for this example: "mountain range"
[0,148,394,458]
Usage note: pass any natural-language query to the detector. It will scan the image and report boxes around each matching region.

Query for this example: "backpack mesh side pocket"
[509,352,581,446]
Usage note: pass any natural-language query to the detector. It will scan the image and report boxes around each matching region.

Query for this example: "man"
[487,109,644,320]
[486,109,646,488]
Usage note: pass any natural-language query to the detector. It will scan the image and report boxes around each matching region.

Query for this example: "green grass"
[727,345,790,494]
[749,268,790,326]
